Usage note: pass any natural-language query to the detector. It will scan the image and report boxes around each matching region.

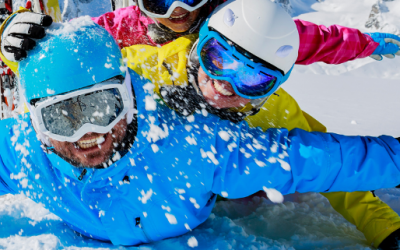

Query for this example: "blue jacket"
[1,72,400,245]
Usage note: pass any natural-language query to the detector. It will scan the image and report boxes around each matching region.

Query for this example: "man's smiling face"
[49,118,128,168]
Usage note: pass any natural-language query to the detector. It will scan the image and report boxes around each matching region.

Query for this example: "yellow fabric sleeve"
[122,34,197,94]
[43,0,62,22]
[244,88,326,132]
[322,192,400,247]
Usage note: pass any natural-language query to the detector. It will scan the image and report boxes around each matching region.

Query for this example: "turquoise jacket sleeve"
[0,157,14,195]
[208,122,400,199]
[0,118,21,196]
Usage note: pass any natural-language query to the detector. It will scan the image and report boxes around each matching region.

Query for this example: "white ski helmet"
[204,0,299,74]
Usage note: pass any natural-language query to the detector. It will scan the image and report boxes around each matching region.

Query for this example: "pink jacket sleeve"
[92,5,157,48]
[295,19,379,65]
[92,8,378,65]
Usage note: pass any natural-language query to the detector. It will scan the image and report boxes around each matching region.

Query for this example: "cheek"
[155,17,168,26]
[198,77,212,98]
[189,9,200,21]
[198,68,208,87]
[49,139,62,150]
[235,98,251,107]
[113,119,128,140]
[116,126,126,139]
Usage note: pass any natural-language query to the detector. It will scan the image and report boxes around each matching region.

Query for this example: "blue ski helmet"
[18,17,125,103]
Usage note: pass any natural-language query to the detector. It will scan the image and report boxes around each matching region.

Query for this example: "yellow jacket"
[122,35,400,248]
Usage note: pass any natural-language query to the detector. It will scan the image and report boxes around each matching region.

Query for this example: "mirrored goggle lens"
[200,38,278,97]
[143,0,204,15]
[233,71,277,97]
[41,88,124,137]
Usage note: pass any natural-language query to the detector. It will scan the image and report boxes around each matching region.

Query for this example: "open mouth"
[168,12,190,23]
[213,80,234,96]
[75,134,106,150]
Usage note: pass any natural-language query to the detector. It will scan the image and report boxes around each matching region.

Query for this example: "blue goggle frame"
[197,22,292,99]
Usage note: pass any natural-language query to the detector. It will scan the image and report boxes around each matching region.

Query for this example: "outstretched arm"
[295,19,379,65]
[207,122,400,199]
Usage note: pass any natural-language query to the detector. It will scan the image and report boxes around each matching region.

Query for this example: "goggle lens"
[41,88,124,137]
[200,38,278,97]
[143,0,204,15]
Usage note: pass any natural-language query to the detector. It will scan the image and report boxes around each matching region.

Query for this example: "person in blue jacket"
[1,19,400,246]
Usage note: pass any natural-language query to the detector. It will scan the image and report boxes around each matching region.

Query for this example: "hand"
[1,12,52,62]
[365,32,400,61]
[378,228,400,249]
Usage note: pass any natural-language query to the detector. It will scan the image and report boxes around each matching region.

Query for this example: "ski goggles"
[197,33,285,99]
[137,0,208,18]
[31,77,132,142]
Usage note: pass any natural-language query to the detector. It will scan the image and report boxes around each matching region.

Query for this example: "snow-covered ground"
[2,0,400,249]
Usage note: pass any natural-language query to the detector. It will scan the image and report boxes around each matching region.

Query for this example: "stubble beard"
[49,119,128,168]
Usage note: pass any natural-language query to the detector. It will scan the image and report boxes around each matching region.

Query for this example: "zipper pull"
[135,216,152,242]
[123,176,130,184]
[135,217,142,228]
[78,169,87,181]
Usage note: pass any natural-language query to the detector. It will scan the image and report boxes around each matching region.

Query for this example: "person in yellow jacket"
[120,26,400,250]
[1,7,400,250]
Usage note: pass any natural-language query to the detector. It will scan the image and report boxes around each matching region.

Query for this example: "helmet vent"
[224,8,236,27]
[247,65,255,69]
[276,45,293,58]
[232,54,240,60]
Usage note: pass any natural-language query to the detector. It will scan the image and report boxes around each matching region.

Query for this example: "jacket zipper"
[78,169,87,181]
[135,217,153,242]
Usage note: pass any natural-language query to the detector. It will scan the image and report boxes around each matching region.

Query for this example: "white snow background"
[2,0,400,249]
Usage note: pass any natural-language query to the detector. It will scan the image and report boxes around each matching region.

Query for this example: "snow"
[218,130,230,141]
[165,213,178,225]
[58,0,112,21]
[221,191,229,198]
[187,236,198,248]
[46,16,95,36]
[139,189,153,204]
[3,88,11,97]
[2,0,400,249]
[263,187,284,203]
[145,96,157,110]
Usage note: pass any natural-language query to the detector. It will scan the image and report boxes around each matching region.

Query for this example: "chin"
[170,25,191,33]
[81,160,108,168]
[168,19,195,33]
[78,153,111,168]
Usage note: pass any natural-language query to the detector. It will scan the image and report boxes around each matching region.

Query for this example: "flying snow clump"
[263,187,284,203]
[188,236,198,248]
